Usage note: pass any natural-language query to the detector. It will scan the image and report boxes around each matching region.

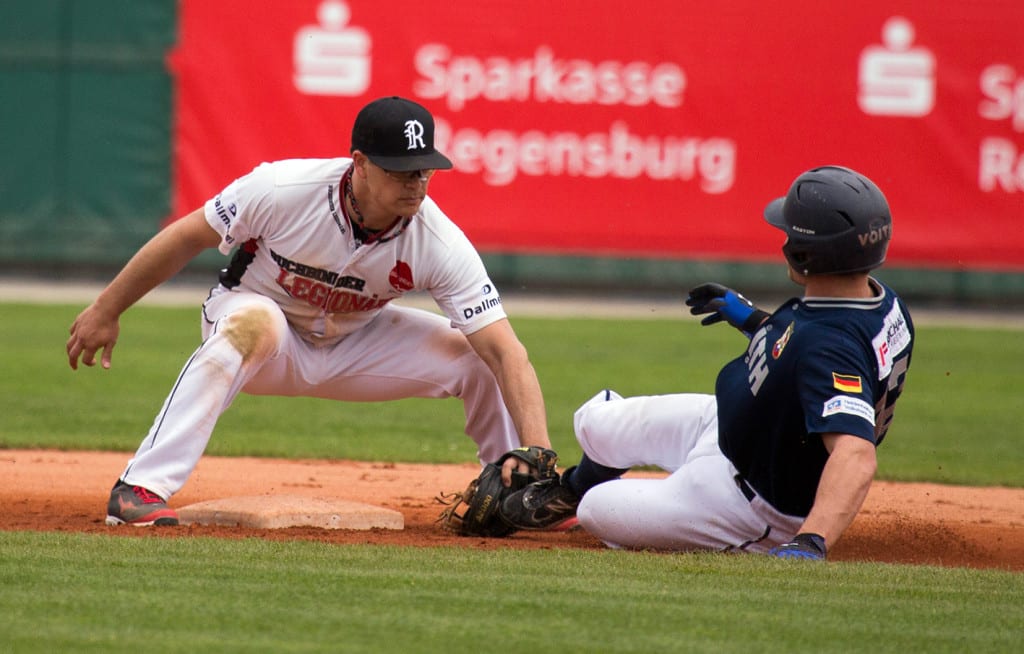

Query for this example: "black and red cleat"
[105,481,179,526]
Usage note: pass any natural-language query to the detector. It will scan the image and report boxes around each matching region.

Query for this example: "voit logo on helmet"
[858,223,892,247]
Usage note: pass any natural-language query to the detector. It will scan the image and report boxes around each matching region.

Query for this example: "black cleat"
[500,468,580,531]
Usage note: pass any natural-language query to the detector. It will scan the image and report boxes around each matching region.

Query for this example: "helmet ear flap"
[782,244,812,275]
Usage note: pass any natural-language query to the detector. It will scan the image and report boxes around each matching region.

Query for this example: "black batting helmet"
[764,166,892,275]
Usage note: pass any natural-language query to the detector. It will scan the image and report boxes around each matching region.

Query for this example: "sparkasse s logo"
[294,0,371,96]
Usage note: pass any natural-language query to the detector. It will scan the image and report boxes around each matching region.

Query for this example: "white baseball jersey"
[119,158,521,499]
[204,157,507,345]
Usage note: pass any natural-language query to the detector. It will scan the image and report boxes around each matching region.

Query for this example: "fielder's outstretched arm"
[66,208,220,370]
[465,319,553,484]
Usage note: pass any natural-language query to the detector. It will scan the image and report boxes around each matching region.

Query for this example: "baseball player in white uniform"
[66,96,553,526]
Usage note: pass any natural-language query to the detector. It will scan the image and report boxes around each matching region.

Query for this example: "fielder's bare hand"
[67,303,120,370]
[501,456,532,486]
[497,446,558,487]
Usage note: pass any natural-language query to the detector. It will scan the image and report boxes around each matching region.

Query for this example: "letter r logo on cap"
[404,120,426,150]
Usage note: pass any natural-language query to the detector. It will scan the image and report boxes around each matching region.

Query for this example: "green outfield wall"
[0,0,175,265]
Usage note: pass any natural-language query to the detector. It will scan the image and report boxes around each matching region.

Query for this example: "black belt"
[734,474,756,502]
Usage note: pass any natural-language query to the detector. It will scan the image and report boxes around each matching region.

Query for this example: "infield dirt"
[3,449,1022,572]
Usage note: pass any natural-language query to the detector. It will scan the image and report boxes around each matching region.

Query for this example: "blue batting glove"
[685,283,769,336]
[769,533,827,560]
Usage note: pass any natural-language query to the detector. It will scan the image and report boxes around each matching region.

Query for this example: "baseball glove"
[436,446,558,537]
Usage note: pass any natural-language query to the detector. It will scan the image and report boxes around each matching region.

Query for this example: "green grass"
[877,326,1024,485]
[1,531,1021,654]
[2,301,1022,653]
[1,302,1020,486]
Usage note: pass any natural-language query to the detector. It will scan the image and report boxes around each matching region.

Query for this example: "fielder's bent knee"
[219,305,284,363]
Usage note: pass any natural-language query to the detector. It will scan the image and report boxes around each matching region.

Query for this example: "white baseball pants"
[120,290,518,499]
[573,390,803,553]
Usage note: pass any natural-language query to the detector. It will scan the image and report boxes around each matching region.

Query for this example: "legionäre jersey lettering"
[203,158,506,345]
[716,279,914,516]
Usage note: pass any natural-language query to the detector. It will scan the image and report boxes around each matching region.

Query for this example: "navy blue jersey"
[716,279,913,517]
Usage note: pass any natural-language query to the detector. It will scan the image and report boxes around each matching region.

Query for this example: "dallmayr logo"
[294,1,370,96]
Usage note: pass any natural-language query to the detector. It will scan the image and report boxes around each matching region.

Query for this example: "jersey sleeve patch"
[822,395,876,425]
[872,302,912,380]
[832,372,863,393]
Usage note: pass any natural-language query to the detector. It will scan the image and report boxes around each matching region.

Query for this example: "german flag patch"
[832,373,863,393]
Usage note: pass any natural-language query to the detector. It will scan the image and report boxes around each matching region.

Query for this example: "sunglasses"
[380,167,436,184]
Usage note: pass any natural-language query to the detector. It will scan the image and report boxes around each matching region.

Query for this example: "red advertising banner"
[171,1,1024,270]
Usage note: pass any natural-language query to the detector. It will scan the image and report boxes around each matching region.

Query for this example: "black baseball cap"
[350,96,453,171]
